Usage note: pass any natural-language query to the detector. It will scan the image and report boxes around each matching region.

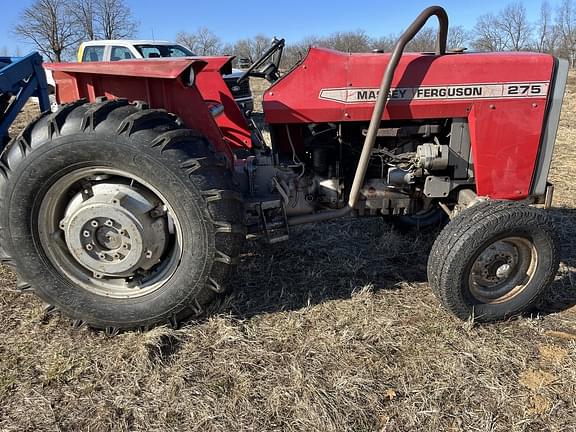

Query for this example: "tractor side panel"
[46,58,252,164]
[193,62,252,149]
[264,48,555,199]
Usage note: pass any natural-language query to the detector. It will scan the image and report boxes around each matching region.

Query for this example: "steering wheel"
[237,38,285,84]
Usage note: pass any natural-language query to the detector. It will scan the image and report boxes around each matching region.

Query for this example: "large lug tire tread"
[427,201,560,322]
[0,98,245,332]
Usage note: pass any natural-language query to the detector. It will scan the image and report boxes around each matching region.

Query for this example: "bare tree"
[371,35,396,52]
[176,28,223,56]
[535,1,558,52]
[220,43,234,56]
[281,45,304,68]
[499,2,532,50]
[281,36,325,68]
[14,0,83,61]
[406,27,437,52]
[71,0,96,40]
[556,0,576,64]
[472,13,509,51]
[94,0,137,39]
[325,30,371,52]
[233,35,271,63]
[448,25,471,49]
[472,3,533,52]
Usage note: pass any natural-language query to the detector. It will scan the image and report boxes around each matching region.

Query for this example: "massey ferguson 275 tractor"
[0,6,566,333]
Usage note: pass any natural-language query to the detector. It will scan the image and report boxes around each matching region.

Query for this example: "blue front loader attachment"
[0,52,50,147]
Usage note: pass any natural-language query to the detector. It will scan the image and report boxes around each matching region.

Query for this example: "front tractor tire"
[0,99,244,332]
[428,201,559,322]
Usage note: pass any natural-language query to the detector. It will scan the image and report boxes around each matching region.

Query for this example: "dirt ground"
[1,75,575,432]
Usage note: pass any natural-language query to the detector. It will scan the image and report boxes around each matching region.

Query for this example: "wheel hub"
[468,237,537,304]
[473,243,517,286]
[60,183,168,278]
[95,225,122,250]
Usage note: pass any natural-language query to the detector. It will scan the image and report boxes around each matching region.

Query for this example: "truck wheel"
[427,201,559,322]
[0,99,245,332]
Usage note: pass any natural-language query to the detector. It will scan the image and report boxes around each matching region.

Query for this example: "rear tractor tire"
[427,201,559,322]
[0,98,245,332]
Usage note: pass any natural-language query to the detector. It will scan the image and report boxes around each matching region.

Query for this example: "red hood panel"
[264,47,556,200]
[264,47,555,124]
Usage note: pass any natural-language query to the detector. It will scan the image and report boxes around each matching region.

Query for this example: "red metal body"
[46,58,252,163]
[264,48,555,199]
[47,48,556,200]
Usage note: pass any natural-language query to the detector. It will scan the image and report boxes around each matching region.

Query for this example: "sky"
[0,0,552,55]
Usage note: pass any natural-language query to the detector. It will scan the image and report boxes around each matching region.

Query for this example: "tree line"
[14,0,137,61]
[176,0,576,67]
[13,0,576,66]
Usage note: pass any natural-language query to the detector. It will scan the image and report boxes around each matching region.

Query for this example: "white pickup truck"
[47,40,253,112]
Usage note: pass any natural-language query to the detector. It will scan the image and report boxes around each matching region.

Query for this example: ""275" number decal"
[506,84,545,96]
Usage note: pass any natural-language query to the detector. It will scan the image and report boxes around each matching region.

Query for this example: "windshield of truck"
[134,44,194,58]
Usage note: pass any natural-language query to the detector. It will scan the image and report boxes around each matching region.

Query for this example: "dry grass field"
[1,75,575,432]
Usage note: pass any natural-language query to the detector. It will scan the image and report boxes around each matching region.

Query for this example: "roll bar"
[288,5,449,226]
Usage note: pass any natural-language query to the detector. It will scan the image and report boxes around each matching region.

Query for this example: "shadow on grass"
[537,206,576,315]
[228,207,576,320]
[229,217,437,319]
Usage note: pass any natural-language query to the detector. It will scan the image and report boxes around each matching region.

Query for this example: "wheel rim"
[38,167,183,299]
[468,236,538,304]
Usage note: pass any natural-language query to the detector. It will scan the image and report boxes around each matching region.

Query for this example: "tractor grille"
[224,77,251,99]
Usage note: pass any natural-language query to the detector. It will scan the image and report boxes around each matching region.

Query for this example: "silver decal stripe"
[531,59,569,196]
[319,82,550,103]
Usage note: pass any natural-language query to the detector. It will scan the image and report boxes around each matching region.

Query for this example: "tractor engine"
[242,117,470,239]
[297,120,454,216]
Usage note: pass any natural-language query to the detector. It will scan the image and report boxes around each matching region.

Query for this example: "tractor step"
[246,199,289,243]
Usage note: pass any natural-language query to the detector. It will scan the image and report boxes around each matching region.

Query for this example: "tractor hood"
[264,47,556,124]
[264,46,565,201]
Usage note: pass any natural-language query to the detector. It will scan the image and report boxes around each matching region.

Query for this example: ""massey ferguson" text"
[319,83,549,104]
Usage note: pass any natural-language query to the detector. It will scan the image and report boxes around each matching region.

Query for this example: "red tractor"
[0,7,566,333]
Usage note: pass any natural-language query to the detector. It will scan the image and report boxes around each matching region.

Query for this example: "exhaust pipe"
[288,5,449,226]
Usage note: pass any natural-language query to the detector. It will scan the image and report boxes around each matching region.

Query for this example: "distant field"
[0,75,575,432]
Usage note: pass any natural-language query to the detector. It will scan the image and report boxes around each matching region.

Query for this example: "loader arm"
[0,52,50,146]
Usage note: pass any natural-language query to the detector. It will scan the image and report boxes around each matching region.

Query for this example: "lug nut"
[83,230,90,238]
[105,219,113,227]
[98,253,106,260]
[86,244,93,251]
[122,244,129,249]
[113,253,120,259]
[145,250,153,259]
[91,220,99,227]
